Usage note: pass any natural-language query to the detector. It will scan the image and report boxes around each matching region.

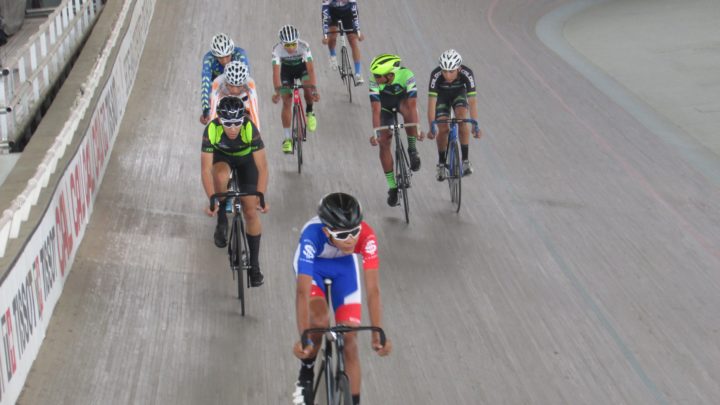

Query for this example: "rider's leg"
[327,26,339,56]
[212,161,231,246]
[454,104,470,160]
[342,328,361,396]
[347,33,362,75]
[378,130,394,186]
[399,99,421,171]
[281,92,292,139]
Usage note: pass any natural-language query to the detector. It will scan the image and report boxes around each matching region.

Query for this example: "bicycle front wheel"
[334,373,352,405]
[395,140,410,224]
[341,45,352,103]
[448,139,462,213]
[292,103,303,173]
[232,216,246,316]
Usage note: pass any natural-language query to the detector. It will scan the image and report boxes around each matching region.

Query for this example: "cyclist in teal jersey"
[199,33,249,125]
[368,54,423,207]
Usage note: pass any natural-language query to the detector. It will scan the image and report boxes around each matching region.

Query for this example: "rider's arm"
[201,52,214,116]
[350,1,360,32]
[296,274,314,336]
[306,60,317,89]
[272,64,281,95]
[235,47,250,74]
[427,96,437,128]
[200,126,216,198]
[251,129,268,195]
[364,270,384,330]
[370,101,381,129]
[321,1,330,35]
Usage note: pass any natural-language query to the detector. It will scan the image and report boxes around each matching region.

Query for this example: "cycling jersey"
[428,65,477,98]
[209,76,261,130]
[201,119,264,157]
[200,47,249,115]
[369,67,417,112]
[294,217,379,324]
[322,0,360,34]
[272,40,313,67]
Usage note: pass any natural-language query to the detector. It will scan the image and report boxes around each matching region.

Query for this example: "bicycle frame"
[373,111,417,223]
[210,174,264,316]
[335,20,355,102]
[290,78,307,173]
[301,280,387,405]
[432,118,477,212]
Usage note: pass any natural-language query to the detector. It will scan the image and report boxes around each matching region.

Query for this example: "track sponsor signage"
[0,0,155,403]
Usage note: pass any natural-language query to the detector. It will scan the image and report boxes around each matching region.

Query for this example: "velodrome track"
[18,0,720,403]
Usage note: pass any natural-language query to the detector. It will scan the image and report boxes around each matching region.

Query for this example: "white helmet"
[224,61,249,86]
[439,49,462,70]
[278,25,299,44]
[210,33,234,57]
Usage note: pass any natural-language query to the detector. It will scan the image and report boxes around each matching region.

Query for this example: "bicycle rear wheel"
[231,215,246,316]
[448,138,462,213]
[334,373,352,405]
[292,103,303,174]
[341,45,352,103]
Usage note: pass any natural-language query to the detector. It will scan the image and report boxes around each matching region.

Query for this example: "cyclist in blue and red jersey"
[321,0,365,84]
[291,192,391,405]
[199,33,250,125]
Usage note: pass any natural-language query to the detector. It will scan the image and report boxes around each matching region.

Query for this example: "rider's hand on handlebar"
[358,31,365,41]
[372,333,392,356]
[322,36,329,45]
[271,93,280,104]
[257,197,269,213]
[473,123,482,139]
[369,134,378,146]
[205,201,219,217]
[293,340,313,359]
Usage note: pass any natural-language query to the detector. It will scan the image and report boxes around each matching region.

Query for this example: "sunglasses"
[327,225,362,241]
[283,42,298,48]
[220,117,244,127]
[373,73,384,79]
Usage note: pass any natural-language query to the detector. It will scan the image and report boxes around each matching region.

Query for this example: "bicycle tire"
[395,134,410,224]
[448,138,462,213]
[341,45,352,103]
[233,215,246,316]
[292,102,303,174]
[335,373,352,405]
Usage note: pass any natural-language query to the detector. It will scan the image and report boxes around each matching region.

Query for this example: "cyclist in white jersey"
[209,61,261,130]
[271,25,320,154]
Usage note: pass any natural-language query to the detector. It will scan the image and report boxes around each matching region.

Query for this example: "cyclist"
[271,24,320,154]
[321,0,365,85]
[292,192,392,405]
[201,96,269,287]
[426,49,482,180]
[208,61,261,129]
[200,33,250,125]
[368,53,423,207]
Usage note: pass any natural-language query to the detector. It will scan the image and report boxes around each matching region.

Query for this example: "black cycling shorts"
[213,152,258,192]
[434,91,468,118]
[329,7,357,33]
[280,63,309,87]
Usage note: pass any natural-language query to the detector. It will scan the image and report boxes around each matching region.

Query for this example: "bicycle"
[210,167,265,316]
[374,109,417,224]
[301,279,387,405]
[331,21,355,103]
[288,78,308,174]
[431,118,477,213]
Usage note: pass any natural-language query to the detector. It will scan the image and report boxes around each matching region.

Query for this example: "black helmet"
[318,192,362,230]
[216,96,245,121]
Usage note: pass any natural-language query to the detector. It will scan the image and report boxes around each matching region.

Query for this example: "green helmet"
[370,54,401,75]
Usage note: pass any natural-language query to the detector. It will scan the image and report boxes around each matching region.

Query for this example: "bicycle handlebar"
[301,325,386,348]
[431,118,478,126]
[373,122,418,136]
[210,191,265,210]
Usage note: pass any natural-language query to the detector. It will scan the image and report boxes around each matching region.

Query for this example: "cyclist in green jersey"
[201,96,269,287]
[368,54,423,207]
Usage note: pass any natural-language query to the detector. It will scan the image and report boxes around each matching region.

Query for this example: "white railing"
[0,0,106,259]
[0,0,103,150]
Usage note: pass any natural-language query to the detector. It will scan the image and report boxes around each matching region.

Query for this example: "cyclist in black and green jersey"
[201,96,269,287]
[368,54,423,207]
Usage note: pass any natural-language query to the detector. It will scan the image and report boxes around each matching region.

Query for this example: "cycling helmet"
[438,49,462,70]
[278,25,299,44]
[223,61,249,86]
[216,96,246,122]
[317,192,363,230]
[369,54,401,76]
[210,33,234,57]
